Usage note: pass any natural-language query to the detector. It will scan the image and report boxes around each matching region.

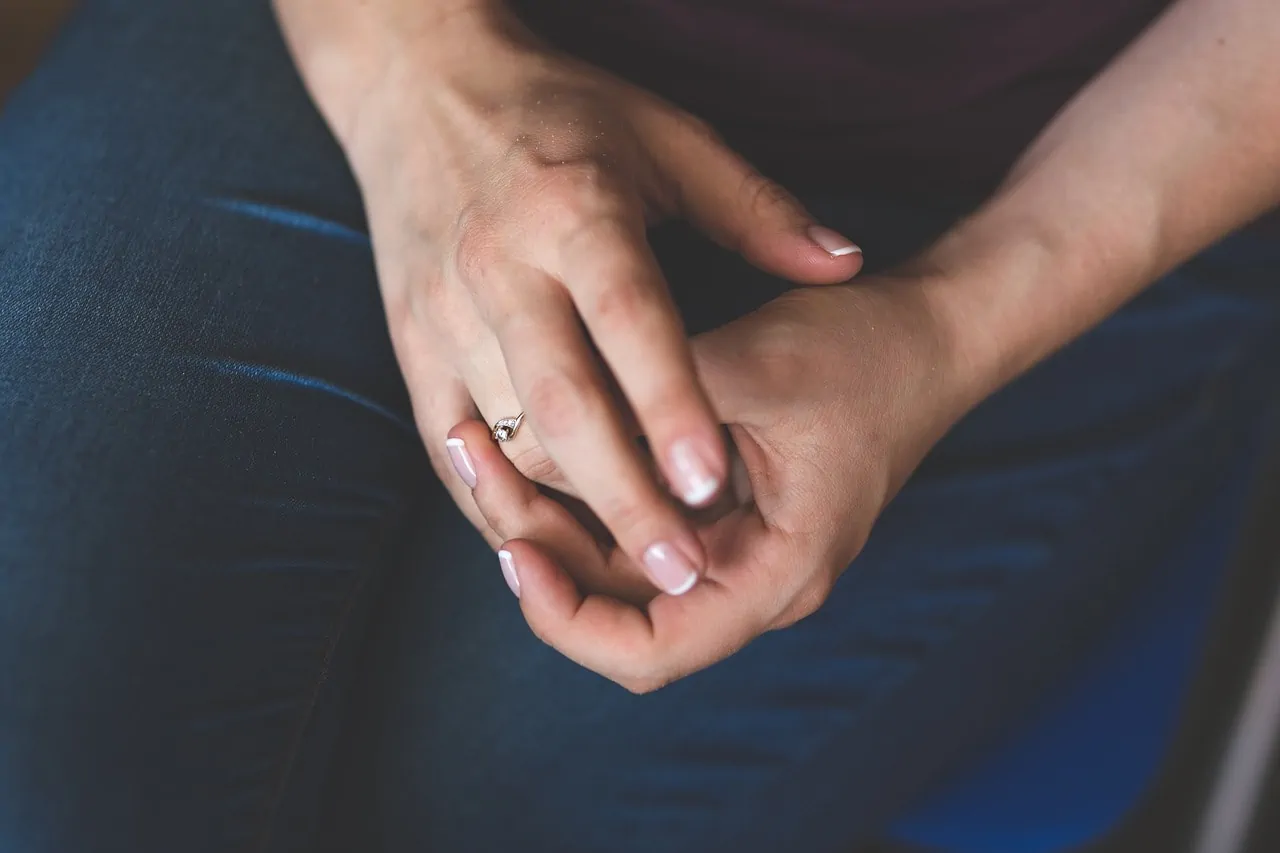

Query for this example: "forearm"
[923,0,1280,404]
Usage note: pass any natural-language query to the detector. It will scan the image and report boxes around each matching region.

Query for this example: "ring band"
[491,412,525,443]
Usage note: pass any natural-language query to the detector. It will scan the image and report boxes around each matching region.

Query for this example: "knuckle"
[738,170,800,219]
[470,486,507,534]
[536,160,619,223]
[792,577,835,623]
[638,384,700,426]
[551,158,616,194]
[595,491,657,542]
[671,110,725,147]
[558,205,640,268]
[510,446,560,484]
[525,615,555,647]
[452,221,506,286]
[627,644,677,691]
[522,371,591,439]
[617,656,671,695]
[506,130,543,160]
[619,675,664,696]
[583,280,649,330]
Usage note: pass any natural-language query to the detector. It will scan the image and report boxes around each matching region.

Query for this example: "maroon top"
[512,0,1172,197]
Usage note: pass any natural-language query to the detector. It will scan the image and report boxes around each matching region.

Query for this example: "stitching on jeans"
[253,563,374,853]
[250,499,415,853]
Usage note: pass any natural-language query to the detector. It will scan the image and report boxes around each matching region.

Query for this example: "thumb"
[647,116,863,284]
[688,316,764,426]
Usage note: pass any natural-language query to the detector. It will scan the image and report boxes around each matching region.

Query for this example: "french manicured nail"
[669,438,721,507]
[808,225,861,257]
[643,542,699,596]
[498,549,521,598]
[446,438,477,488]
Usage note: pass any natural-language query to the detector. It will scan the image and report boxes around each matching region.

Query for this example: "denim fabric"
[1,2,1278,852]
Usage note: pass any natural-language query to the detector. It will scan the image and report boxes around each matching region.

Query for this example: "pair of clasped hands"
[348,33,964,692]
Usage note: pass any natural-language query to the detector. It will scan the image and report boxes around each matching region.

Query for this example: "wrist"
[908,195,1154,409]
[910,217,1059,406]
[826,278,985,487]
[275,0,536,156]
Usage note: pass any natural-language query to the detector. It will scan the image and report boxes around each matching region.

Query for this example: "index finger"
[544,217,729,510]
[501,519,792,693]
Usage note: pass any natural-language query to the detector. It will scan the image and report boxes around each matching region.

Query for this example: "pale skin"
[272,0,865,599]
[275,0,1280,691]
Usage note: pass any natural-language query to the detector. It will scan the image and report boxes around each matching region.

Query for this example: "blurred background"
[1,0,76,103]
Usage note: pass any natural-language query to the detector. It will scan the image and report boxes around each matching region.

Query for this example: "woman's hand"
[276,1,863,593]
[451,279,980,691]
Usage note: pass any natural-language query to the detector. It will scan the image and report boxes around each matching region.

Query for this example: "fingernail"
[643,542,699,596]
[808,225,861,257]
[669,438,721,507]
[498,549,521,598]
[446,438,477,488]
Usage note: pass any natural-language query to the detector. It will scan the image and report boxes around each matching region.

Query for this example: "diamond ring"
[491,412,525,443]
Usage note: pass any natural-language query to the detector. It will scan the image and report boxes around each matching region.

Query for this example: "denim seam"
[251,506,408,853]
[252,566,372,853]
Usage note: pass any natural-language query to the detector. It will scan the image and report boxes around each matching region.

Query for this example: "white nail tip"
[682,477,720,507]
[827,244,862,257]
[670,439,720,507]
[498,549,521,597]
[446,437,465,447]
[668,572,698,597]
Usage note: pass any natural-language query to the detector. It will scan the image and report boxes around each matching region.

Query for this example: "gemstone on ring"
[491,412,525,443]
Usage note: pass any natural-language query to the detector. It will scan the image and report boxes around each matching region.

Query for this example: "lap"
[0,2,428,850]
[324,386,1258,853]
[5,3,1280,852]
[321,219,1280,851]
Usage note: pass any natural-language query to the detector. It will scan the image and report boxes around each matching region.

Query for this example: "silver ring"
[491,412,525,443]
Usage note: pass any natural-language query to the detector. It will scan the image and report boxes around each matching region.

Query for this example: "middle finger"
[472,262,709,596]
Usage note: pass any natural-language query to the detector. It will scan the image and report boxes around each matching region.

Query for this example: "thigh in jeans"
[0,2,433,850]
[321,210,1280,852]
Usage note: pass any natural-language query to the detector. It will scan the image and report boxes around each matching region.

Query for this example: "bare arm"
[925,0,1280,402]
[271,0,546,149]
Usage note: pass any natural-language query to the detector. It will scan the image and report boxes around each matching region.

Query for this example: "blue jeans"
[2,2,1278,851]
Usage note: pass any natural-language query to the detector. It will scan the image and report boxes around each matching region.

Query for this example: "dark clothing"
[513,0,1172,195]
